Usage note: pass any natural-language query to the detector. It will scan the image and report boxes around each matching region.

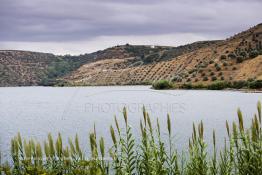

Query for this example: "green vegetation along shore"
[152,79,262,91]
[0,102,261,174]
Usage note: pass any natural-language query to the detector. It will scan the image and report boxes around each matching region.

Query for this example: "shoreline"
[0,85,261,93]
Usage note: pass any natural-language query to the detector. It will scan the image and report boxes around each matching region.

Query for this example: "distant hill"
[0,23,261,86]
[0,51,57,86]
[65,24,262,86]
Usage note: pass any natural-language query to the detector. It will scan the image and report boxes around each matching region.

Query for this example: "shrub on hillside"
[249,50,259,58]
[207,81,230,90]
[172,76,180,82]
[203,76,208,81]
[240,51,247,58]
[180,83,193,89]
[181,83,205,89]
[215,65,221,71]
[188,69,195,74]
[152,80,173,89]
[211,76,217,81]
[231,81,248,89]
[248,80,262,89]
[236,56,243,63]
[200,63,208,68]
[220,55,227,60]
[228,53,236,59]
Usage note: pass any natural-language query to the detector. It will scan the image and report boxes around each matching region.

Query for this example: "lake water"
[0,86,261,160]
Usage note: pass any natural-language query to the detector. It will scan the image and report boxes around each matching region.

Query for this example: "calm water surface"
[0,86,261,159]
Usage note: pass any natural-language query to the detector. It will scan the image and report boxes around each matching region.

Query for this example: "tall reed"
[0,101,261,175]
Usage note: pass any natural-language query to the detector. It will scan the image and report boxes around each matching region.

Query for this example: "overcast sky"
[0,0,261,55]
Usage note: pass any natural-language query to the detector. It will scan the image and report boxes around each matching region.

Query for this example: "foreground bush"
[152,80,173,89]
[0,102,261,175]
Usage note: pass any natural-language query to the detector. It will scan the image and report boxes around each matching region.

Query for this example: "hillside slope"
[0,41,218,86]
[0,51,57,86]
[0,23,261,87]
[65,24,262,86]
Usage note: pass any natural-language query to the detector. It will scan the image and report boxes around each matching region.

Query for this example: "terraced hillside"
[0,51,57,86]
[0,41,218,86]
[1,23,261,86]
[65,24,262,86]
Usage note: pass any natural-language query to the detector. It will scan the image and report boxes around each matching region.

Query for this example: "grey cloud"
[0,0,261,42]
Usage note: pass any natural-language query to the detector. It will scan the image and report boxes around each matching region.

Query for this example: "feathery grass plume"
[75,134,83,159]
[167,114,171,136]
[143,105,147,127]
[210,130,217,175]
[232,122,238,147]
[258,101,261,123]
[145,115,160,174]
[29,139,37,166]
[55,133,63,158]
[99,137,108,174]
[123,107,128,126]
[199,120,204,139]
[47,133,55,158]
[36,142,43,166]
[166,114,180,175]
[219,138,232,175]
[237,108,244,133]
[147,112,153,135]
[63,146,70,167]
[44,141,50,158]
[24,140,32,161]
[114,115,120,135]
[187,121,208,175]
[68,138,76,156]
[251,116,259,142]
[11,138,20,173]
[110,115,124,175]
[226,120,230,137]
[137,108,155,174]
[121,107,136,174]
[110,125,117,146]
[192,122,197,143]
[93,123,97,139]
[89,133,98,158]
[89,132,103,174]
[17,132,22,148]
[99,137,105,158]
[156,118,167,174]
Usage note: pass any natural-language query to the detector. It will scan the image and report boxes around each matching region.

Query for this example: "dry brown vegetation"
[65,24,262,86]
[0,51,56,86]
[0,24,262,86]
